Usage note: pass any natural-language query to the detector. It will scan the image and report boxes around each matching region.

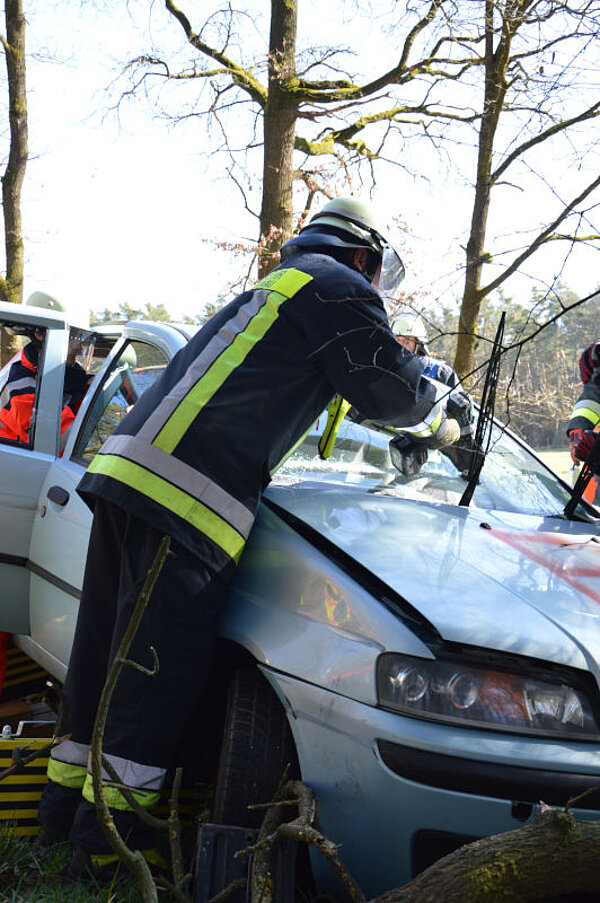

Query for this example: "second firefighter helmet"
[390,311,429,355]
[280,197,405,296]
[25,291,90,334]
[25,292,95,367]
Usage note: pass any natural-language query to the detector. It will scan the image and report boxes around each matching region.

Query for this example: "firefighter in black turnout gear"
[37,197,458,879]
[567,340,600,465]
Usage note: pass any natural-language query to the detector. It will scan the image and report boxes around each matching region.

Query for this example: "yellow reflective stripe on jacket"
[428,402,444,434]
[88,454,246,562]
[47,758,87,789]
[570,400,600,427]
[153,268,313,454]
[99,434,254,540]
[253,267,313,295]
[82,774,160,811]
[400,400,444,440]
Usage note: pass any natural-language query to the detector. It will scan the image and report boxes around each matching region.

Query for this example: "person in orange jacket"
[0,327,92,697]
[0,328,91,445]
[0,294,94,697]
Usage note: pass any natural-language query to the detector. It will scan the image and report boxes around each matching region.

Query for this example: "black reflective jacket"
[78,252,438,572]
[567,370,600,434]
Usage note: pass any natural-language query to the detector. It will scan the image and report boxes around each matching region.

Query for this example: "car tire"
[212,665,298,829]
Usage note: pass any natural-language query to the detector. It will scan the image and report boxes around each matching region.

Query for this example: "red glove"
[569,428,597,463]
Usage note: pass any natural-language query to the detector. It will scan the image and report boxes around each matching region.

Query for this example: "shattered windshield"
[275,413,589,519]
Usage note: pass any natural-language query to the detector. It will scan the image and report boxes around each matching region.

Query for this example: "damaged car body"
[1,299,600,896]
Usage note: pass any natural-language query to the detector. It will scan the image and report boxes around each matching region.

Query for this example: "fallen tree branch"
[372,806,600,903]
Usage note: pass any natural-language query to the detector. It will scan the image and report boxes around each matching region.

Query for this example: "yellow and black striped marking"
[1,644,50,702]
[0,738,50,836]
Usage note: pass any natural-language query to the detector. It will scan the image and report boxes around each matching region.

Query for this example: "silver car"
[1,300,600,897]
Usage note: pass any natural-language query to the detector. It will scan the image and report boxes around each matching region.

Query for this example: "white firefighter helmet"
[280,197,405,296]
[390,311,429,349]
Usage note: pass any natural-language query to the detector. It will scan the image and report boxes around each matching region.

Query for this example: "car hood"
[264,482,600,677]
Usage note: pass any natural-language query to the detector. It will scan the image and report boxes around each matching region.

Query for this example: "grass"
[0,829,151,902]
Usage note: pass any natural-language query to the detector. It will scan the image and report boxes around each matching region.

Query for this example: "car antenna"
[459,312,506,508]
[563,434,600,519]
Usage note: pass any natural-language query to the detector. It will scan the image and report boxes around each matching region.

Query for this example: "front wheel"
[212,665,298,828]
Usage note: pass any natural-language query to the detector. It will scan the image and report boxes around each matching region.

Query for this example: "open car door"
[0,303,76,635]
[23,323,190,680]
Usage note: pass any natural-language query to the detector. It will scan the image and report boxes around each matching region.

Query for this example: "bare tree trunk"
[0,0,27,365]
[0,0,27,305]
[454,0,509,384]
[258,0,299,278]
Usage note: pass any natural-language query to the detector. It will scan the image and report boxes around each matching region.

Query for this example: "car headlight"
[377,652,600,740]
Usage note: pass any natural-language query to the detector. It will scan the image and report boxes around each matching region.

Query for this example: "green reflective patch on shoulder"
[151,268,313,454]
[154,294,285,452]
[153,279,311,453]
[254,267,313,296]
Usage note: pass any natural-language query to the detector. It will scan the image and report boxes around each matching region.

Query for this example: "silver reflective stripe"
[8,376,36,393]
[49,738,89,767]
[138,291,269,443]
[95,751,166,790]
[573,399,600,417]
[99,433,255,539]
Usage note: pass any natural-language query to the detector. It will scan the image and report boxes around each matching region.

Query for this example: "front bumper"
[264,668,600,898]
[377,739,600,810]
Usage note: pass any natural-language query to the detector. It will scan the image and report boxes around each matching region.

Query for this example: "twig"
[208,877,247,903]
[99,754,167,830]
[89,535,172,903]
[241,779,366,903]
[168,767,190,890]
[0,733,70,781]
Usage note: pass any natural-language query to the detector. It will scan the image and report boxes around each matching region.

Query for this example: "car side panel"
[26,457,91,677]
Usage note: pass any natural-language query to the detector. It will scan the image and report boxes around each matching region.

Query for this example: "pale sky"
[9,2,600,325]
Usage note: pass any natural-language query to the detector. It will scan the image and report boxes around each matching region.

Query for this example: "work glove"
[579,341,600,385]
[446,391,475,440]
[569,428,598,465]
[430,416,461,448]
[440,437,483,476]
[389,414,461,477]
[389,434,429,477]
[439,391,482,476]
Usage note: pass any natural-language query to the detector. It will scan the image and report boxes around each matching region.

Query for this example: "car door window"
[0,323,46,448]
[73,340,168,463]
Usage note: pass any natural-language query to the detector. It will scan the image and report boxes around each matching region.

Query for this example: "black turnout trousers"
[38,497,234,839]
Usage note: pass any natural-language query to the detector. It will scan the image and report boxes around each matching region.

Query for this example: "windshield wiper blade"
[564,434,600,519]
[459,312,506,507]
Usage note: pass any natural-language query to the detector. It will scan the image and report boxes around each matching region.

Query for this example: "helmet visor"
[68,328,97,370]
[377,245,406,297]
